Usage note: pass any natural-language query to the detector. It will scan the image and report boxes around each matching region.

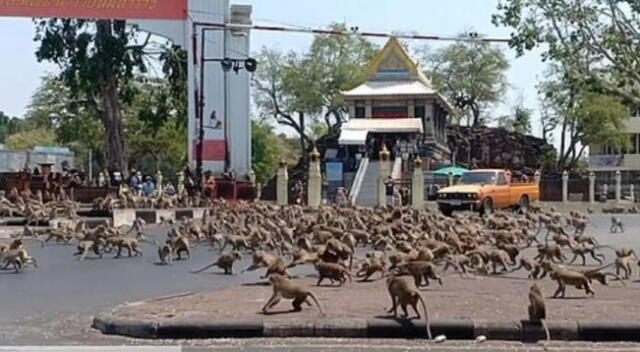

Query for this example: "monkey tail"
[190,261,218,274]
[540,319,550,347]
[583,262,616,275]
[307,291,325,316]
[416,293,433,340]
[603,272,627,287]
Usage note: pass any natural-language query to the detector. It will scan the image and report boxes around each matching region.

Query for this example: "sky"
[0,0,548,137]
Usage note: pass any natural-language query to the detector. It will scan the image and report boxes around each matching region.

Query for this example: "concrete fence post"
[411,157,424,208]
[615,170,622,202]
[534,170,541,185]
[377,144,391,207]
[307,147,322,208]
[562,170,569,203]
[630,184,635,203]
[156,170,163,196]
[276,159,288,206]
[448,172,454,187]
[603,184,609,200]
[588,172,596,204]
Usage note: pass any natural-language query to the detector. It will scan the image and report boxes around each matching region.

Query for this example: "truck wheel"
[480,197,493,216]
[518,196,530,214]
[440,207,453,217]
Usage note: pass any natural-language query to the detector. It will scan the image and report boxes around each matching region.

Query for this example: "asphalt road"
[2,212,640,346]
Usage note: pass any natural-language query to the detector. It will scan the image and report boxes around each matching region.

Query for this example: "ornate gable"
[367,37,428,85]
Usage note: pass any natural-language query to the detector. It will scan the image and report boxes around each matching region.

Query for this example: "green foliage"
[538,64,630,170]
[493,0,640,108]
[253,23,377,162]
[497,103,533,134]
[0,112,24,144]
[34,19,151,167]
[422,36,510,126]
[6,128,57,150]
[251,120,280,184]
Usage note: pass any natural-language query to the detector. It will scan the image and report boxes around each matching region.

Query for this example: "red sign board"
[0,0,187,20]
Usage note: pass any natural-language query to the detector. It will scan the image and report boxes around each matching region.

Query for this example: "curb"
[92,314,640,341]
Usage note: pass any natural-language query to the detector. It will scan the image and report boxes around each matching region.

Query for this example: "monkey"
[528,283,550,346]
[511,257,547,279]
[73,238,105,261]
[546,263,616,298]
[610,216,624,233]
[168,235,191,260]
[567,244,605,266]
[0,248,37,272]
[287,249,320,268]
[386,275,433,340]
[356,257,386,281]
[261,274,325,316]
[154,240,172,265]
[191,251,242,275]
[396,261,443,287]
[615,255,636,279]
[111,237,143,258]
[315,261,352,286]
[262,256,291,278]
[534,244,567,263]
[242,251,278,273]
[221,234,251,252]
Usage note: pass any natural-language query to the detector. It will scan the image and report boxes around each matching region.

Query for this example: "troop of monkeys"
[0,188,79,224]
[2,197,639,343]
[91,192,210,211]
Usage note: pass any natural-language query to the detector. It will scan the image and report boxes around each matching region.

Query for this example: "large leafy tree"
[493,0,640,109]
[539,65,629,170]
[34,19,150,172]
[253,23,377,164]
[422,36,510,126]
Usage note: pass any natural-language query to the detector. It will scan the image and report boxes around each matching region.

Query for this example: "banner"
[0,0,187,20]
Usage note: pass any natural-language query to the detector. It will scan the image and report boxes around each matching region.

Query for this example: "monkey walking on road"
[386,275,433,340]
[190,251,242,275]
[262,274,325,315]
[610,216,625,233]
[528,283,550,347]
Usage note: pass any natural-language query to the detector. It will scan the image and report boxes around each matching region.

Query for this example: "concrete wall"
[0,150,74,173]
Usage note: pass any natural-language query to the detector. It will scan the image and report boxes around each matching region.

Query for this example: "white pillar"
[156,170,163,196]
[588,172,595,204]
[307,147,322,208]
[534,170,541,186]
[603,184,609,200]
[276,160,288,206]
[630,184,635,203]
[411,157,424,208]
[177,171,185,196]
[562,170,569,203]
[615,170,622,202]
[448,172,454,187]
[377,144,391,206]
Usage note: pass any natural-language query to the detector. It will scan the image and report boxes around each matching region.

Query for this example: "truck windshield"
[458,172,497,185]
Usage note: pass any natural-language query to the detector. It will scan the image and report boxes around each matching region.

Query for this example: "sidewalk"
[93,274,640,341]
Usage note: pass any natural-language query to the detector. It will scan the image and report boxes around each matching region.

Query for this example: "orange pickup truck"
[436,169,539,216]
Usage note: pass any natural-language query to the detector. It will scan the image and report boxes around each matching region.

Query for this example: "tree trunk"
[96,20,126,176]
[100,76,125,175]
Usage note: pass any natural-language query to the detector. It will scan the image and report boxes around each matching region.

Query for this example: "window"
[415,106,425,118]
[497,173,508,185]
[631,134,638,154]
[355,107,365,118]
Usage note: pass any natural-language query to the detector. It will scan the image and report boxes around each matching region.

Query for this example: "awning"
[343,118,424,134]
[339,129,368,145]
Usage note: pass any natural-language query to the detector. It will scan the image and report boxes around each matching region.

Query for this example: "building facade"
[339,38,453,164]
[589,116,640,185]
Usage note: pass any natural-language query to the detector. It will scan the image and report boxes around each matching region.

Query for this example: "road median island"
[91,275,640,341]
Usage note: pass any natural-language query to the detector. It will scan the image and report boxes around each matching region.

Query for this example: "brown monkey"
[112,237,143,258]
[549,266,597,298]
[315,261,352,286]
[262,274,325,315]
[242,251,278,273]
[191,251,242,275]
[528,283,550,346]
[610,216,624,233]
[73,239,105,261]
[1,248,37,272]
[396,261,442,287]
[262,256,290,278]
[168,235,190,260]
[568,244,605,266]
[356,257,386,281]
[154,240,172,265]
[615,255,635,279]
[386,275,432,340]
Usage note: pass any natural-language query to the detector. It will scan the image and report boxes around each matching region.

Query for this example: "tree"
[496,99,533,135]
[6,128,57,150]
[253,23,376,163]
[251,120,281,184]
[493,0,640,109]
[422,35,510,126]
[539,65,629,170]
[0,112,24,144]
[34,19,151,172]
